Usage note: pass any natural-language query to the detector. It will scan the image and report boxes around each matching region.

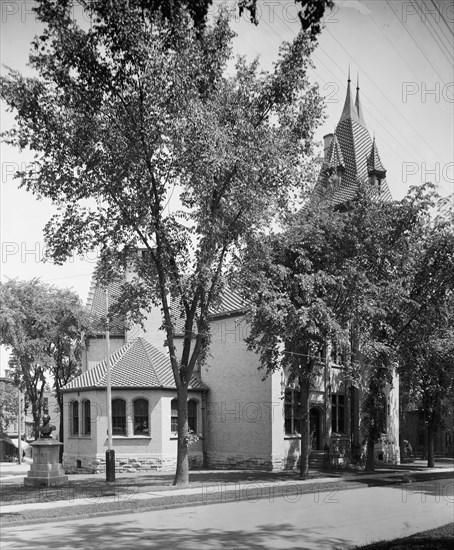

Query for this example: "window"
[71,401,79,435]
[188,400,197,433]
[134,399,149,435]
[331,394,345,433]
[330,343,346,365]
[171,399,178,433]
[112,398,126,435]
[83,399,91,436]
[284,389,301,435]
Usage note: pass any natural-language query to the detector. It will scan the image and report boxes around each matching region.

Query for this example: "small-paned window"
[188,400,197,433]
[134,399,149,435]
[331,394,345,433]
[171,399,178,433]
[83,399,91,436]
[112,398,126,435]
[71,401,79,435]
[284,389,301,435]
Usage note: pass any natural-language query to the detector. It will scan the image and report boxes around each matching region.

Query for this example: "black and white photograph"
[1,1,453,548]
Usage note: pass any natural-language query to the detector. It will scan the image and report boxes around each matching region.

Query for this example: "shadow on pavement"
[0,520,357,550]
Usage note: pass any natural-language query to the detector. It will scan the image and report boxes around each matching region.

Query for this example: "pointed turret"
[355,74,367,128]
[314,71,393,206]
[367,136,386,179]
[326,133,345,174]
[367,136,387,195]
[339,69,359,124]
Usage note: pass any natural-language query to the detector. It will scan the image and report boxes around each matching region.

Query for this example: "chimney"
[323,133,334,160]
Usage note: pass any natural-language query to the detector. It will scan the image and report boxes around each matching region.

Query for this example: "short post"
[106,449,115,482]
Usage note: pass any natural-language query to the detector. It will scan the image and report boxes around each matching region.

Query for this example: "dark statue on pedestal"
[25,406,67,486]
[39,408,56,438]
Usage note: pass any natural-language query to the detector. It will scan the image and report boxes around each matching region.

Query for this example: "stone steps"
[309,450,325,470]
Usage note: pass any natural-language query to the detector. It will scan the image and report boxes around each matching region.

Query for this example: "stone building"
[62,75,400,473]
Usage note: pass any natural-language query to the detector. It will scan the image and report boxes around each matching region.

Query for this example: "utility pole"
[105,288,115,482]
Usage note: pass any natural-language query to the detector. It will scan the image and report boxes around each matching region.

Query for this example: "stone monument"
[24,408,68,487]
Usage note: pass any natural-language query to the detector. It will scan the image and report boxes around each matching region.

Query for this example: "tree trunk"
[299,377,310,479]
[173,385,189,486]
[365,433,375,471]
[427,424,435,468]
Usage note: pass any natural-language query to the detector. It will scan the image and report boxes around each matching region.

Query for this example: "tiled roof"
[171,284,248,335]
[62,337,207,391]
[325,133,345,173]
[367,137,386,177]
[87,275,125,337]
[315,78,392,206]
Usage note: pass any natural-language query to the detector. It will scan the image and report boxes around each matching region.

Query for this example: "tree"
[0,381,19,434]
[239,183,450,475]
[0,280,88,441]
[396,201,454,467]
[341,184,454,470]
[1,280,51,439]
[238,196,366,478]
[1,1,327,484]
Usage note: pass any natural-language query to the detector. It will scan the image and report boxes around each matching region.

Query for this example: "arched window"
[134,399,149,435]
[112,398,126,435]
[82,399,91,436]
[171,399,178,433]
[71,401,79,435]
[188,400,197,433]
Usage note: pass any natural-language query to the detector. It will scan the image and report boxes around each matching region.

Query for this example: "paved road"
[2,477,452,549]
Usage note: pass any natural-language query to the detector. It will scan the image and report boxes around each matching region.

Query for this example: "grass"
[356,522,454,549]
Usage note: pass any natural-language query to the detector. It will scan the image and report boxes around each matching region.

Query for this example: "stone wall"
[63,453,203,474]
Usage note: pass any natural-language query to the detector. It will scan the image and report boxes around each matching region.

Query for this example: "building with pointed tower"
[61,74,400,474]
[317,72,392,205]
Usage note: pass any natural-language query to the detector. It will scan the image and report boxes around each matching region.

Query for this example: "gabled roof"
[315,75,392,205]
[62,337,207,392]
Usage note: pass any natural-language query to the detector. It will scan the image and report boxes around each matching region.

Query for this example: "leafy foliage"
[0,381,19,434]
[396,199,454,466]
[239,182,453,473]
[1,1,326,483]
[0,279,89,440]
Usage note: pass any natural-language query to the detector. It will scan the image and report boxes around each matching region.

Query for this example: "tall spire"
[339,68,359,124]
[355,73,367,128]
[367,135,386,178]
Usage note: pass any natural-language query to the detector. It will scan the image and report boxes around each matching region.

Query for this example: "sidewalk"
[1,460,453,525]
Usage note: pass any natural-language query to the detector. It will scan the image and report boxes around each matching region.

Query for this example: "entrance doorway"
[310,407,321,450]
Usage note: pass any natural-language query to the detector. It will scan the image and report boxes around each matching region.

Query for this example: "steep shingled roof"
[316,75,392,205]
[62,337,207,391]
[325,133,345,173]
[367,136,387,178]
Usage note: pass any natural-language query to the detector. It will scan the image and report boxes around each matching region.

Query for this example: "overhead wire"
[430,0,454,37]
[385,0,446,82]
[271,8,441,168]
[415,0,453,65]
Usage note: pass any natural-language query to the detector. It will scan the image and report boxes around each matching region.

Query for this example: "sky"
[1,0,453,370]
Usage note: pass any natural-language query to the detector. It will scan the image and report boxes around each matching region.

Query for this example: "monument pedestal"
[24,438,68,486]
